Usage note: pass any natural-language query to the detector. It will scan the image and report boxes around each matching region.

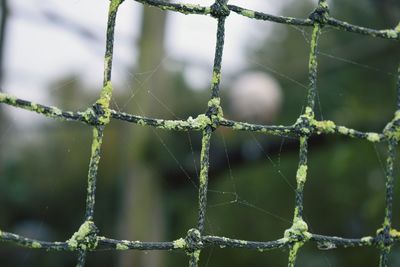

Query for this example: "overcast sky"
[2,0,291,104]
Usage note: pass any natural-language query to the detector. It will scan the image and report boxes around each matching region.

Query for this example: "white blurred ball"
[229,71,283,123]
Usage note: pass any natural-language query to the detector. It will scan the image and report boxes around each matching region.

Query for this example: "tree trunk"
[0,0,9,177]
[0,0,8,86]
[117,4,169,267]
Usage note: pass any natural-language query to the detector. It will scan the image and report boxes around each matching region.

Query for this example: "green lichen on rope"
[376,227,392,251]
[385,29,398,39]
[305,20,321,111]
[308,24,320,72]
[224,119,293,136]
[0,92,17,105]
[199,130,212,187]
[285,218,310,239]
[0,92,71,121]
[304,107,313,118]
[295,107,346,136]
[336,125,362,138]
[284,217,311,267]
[296,165,308,184]
[116,243,128,250]
[162,114,211,131]
[183,4,208,12]
[197,128,212,233]
[82,108,96,123]
[97,81,113,105]
[85,127,105,221]
[294,106,314,135]
[361,236,374,245]
[189,250,201,263]
[208,97,224,127]
[109,0,124,13]
[390,229,400,239]
[384,111,400,141]
[366,133,381,142]
[338,126,350,135]
[287,242,301,267]
[95,81,113,125]
[160,4,210,15]
[395,22,400,32]
[113,240,141,250]
[32,241,42,249]
[231,122,246,130]
[134,0,211,16]
[211,71,221,87]
[319,0,329,10]
[116,241,130,250]
[238,239,248,245]
[314,120,336,134]
[103,55,112,74]
[195,114,212,128]
[240,9,255,19]
[290,131,309,256]
[90,127,103,158]
[136,119,145,126]
[173,238,187,249]
[325,126,370,140]
[382,20,400,39]
[382,217,391,231]
[67,221,98,250]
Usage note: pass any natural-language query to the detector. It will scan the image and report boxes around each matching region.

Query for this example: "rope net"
[0,0,400,266]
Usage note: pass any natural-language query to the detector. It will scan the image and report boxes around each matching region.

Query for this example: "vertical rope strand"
[77,1,124,266]
[305,23,321,111]
[76,250,87,267]
[379,65,400,267]
[192,2,228,266]
[197,127,212,233]
[293,137,308,219]
[84,126,105,220]
[103,0,124,85]
[83,0,123,223]
[396,63,400,110]
[287,1,325,264]
[210,17,226,99]
[287,136,309,267]
[378,140,396,267]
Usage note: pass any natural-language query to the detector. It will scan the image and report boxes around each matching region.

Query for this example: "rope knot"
[294,107,315,136]
[284,218,311,244]
[82,103,110,126]
[185,228,203,253]
[206,97,223,130]
[309,1,329,25]
[383,111,400,141]
[376,227,393,250]
[210,0,230,18]
[82,82,113,126]
[67,221,99,251]
[93,102,107,120]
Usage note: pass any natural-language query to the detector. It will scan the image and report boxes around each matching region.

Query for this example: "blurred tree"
[0,0,9,203]
[116,4,169,267]
[0,0,7,86]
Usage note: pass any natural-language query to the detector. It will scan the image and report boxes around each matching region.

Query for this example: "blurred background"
[0,0,400,266]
